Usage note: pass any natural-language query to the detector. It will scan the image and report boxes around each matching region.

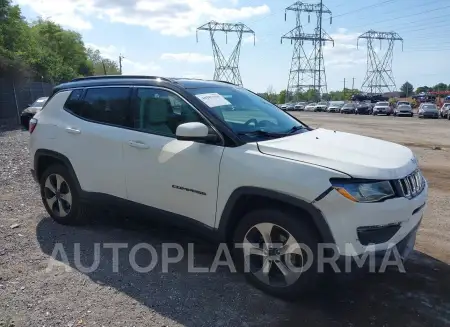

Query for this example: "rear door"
[56,87,132,199]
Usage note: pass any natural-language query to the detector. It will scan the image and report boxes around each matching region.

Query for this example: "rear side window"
[64,89,84,115]
[65,87,132,127]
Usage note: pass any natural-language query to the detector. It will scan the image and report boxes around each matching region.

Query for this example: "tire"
[373,112,377,116]
[232,208,320,300]
[39,164,89,225]
[447,113,450,120]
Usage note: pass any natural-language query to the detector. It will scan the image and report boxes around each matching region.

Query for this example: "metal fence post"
[12,80,20,124]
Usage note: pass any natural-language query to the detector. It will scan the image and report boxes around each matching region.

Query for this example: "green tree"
[433,83,447,92]
[400,81,414,97]
[416,86,430,93]
[86,48,120,75]
[278,90,286,104]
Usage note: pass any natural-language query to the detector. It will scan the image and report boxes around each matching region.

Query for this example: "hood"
[257,128,417,180]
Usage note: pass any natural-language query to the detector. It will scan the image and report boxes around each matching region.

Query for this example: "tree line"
[0,0,119,84]
[259,81,450,104]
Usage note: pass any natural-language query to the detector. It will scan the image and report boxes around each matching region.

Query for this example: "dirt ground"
[1,114,450,327]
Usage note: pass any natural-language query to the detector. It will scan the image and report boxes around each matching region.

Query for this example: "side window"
[135,88,204,137]
[66,87,132,127]
[64,89,84,115]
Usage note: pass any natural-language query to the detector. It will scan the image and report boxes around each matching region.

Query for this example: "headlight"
[331,180,395,203]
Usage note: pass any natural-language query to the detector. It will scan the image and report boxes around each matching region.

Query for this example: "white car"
[394,105,413,117]
[314,102,328,112]
[29,76,427,299]
[439,103,450,118]
[304,103,316,111]
[373,101,391,116]
[293,102,306,111]
[327,101,344,113]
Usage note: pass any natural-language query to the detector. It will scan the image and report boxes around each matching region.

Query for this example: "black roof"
[53,75,238,93]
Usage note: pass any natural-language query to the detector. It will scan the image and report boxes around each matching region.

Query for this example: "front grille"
[396,169,425,199]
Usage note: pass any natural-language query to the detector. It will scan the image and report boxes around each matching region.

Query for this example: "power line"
[350,2,450,30]
[333,0,396,18]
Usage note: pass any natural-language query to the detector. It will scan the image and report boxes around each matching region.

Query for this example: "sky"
[14,0,450,93]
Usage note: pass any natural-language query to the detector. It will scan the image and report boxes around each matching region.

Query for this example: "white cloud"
[323,28,366,68]
[243,35,257,44]
[86,43,161,74]
[15,0,270,37]
[161,52,213,63]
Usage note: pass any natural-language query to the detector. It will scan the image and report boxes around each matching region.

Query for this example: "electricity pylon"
[197,21,255,86]
[357,30,403,94]
[281,0,333,102]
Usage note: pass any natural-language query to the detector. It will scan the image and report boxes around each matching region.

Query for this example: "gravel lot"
[1,114,450,327]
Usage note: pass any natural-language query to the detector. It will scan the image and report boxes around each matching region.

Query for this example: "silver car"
[372,101,391,116]
[394,105,413,117]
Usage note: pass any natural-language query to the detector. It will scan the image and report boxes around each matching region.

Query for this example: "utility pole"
[281,1,334,102]
[343,78,346,99]
[357,30,403,95]
[197,21,255,86]
[352,77,355,91]
[119,54,125,75]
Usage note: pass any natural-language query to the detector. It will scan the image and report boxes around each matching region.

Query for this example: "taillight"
[29,118,38,134]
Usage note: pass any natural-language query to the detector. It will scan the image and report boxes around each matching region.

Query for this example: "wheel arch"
[34,149,82,193]
[218,186,335,245]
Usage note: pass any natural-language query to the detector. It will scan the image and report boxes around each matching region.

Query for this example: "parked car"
[304,103,316,111]
[20,97,48,129]
[293,102,306,111]
[394,105,413,117]
[286,103,295,111]
[279,104,287,111]
[314,101,328,112]
[355,103,372,115]
[418,103,439,119]
[396,101,410,108]
[439,103,450,118]
[327,101,344,113]
[372,101,391,116]
[29,75,427,299]
[340,103,356,114]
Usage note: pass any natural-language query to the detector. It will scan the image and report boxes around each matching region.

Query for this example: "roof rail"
[71,75,173,83]
[215,80,236,86]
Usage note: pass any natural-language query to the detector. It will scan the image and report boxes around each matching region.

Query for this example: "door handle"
[128,140,149,149]
[65,127,81,134]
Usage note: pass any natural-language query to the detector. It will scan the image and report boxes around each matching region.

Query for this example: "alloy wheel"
[44,174,72,218]
[242,223,306,287]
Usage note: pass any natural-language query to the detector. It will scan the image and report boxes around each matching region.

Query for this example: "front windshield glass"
[343,104,354,108]
[377,102,389,106]
[31,97,48,108]
[423,104,437,110]
[187,86,308,140]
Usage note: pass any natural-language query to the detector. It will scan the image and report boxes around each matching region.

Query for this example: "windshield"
[31,97,48,108]
[377,102,389,106]
[423,105,437,110]
[398,105,411,109]
[187,86,308,140]
[318,102,328,105]
[398,102,409,105]
[342,104,354,108]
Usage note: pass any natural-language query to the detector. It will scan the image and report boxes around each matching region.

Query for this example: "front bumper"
[314,180,428,256]
[421,112,439,118]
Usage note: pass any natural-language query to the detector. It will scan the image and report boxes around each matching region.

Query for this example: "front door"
[123,87,224,227]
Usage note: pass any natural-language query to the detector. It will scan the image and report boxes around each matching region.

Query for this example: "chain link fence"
[0,77,54,124]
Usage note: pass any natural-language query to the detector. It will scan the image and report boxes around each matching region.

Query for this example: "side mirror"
[176,122,218,142]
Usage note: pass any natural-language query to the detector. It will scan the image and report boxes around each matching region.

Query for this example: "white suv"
[29,76,427,299]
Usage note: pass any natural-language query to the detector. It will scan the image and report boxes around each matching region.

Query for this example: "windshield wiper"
[284,125,306,134]
[237,130,286,137]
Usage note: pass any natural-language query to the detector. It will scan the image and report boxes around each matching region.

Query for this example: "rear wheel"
[233,208,320,300]
[40,164,89,225]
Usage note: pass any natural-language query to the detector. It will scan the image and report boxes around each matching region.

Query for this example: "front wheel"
[233,209,320,300]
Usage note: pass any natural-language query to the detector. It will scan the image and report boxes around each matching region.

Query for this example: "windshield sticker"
[195,93,231,108]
